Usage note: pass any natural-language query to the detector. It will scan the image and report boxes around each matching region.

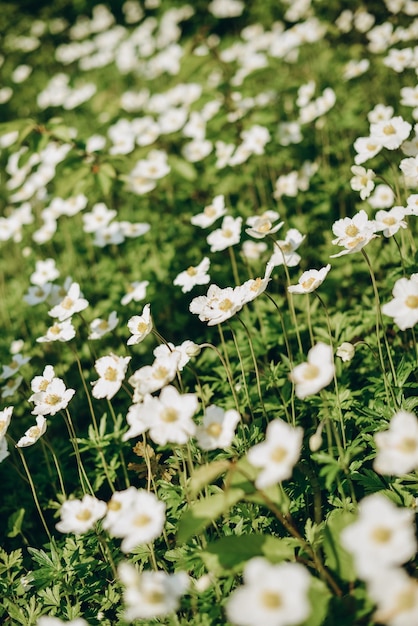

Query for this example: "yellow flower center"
[144,589,165,605]
[187,266,197,276]
[372,526,392,543]
[133,513,151,527]
[50,324,61,335]
[27,426,40,439]
[104,367,118,381]
[204,205,216,217]
[382,216,396,226]
[61,296,74,310]
[45,394,61,405]
[271,446,288,463]
[154,366,168,380]
[383,124,396,135]
[161,407,178,423]
[301,277,316,290]
[250,277,263,292]
[206,422,222,437]
[222,228,233,238]
[261,590,282,610]
[366,143,377,151]
[107,500,122,512]
[99,320,109,330]
[256,219,272,233]
[396,586,417,612]
[136,321,148,334]
[303,364,319,380]
[76,509,93,521]
[39,380,49,392]
[219,298,233,311]
[405,295,418,309]
[398,437,418,453]
[345,224,359,237]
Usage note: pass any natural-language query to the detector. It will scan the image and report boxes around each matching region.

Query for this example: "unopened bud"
[336,341,355,363]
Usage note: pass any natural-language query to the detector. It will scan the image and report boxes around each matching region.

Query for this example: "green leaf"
[7,508,25,538]
[200,534,296,575]
[177,487,246,544]
[322,509,356,582]
[188,460,232,497]
[304,576,332,626]
[169,155,197,181]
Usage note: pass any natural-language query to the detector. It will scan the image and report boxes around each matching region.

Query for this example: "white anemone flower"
[31,377,75,416]
[340,493,417,581]
[290,342,335,399]
[195,405,240,450]
[173,257,211,293]
[370,115,412,150]
[247,419,303,488]
[382,274,418,330]
[189,284,244,326]
[268,229,305,267]
[16,416,47,447]
[245,210,284,240]
[118,562,190,621]
[127,304,153,344]
[56,494,107,534]
[226,558,312,626]
[207,215,242,252]
[91,353,131,400]
[88,310,119,340]
[288,264,331,294]
[191,195,227,228]
[374,409,418,476]
[48,282,89,321]
[368,568,418,626]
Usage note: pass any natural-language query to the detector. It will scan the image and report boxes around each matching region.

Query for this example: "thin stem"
[15,444,52,541]
[200,342,241,414]
[236,315,267,419]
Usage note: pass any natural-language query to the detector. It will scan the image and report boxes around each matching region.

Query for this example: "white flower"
[195,405,240,450]
[104,488,165,553]
[30,365,55,394]
[382,274,418,330]
[290,342,335,399]
[153,340,200,371]
[353,136,382,165]
[331,209,377,257]
[208,0,244,18]
[226,558,312,626]
[128,352,180,400]
[0,406,13,439]
[2,375,23,398]
[367,568,418,626]
[368,184,395,209]
[0,437,9,463]
[143,385,198,446]
[121,280,149,306]
[370,116,412,150]
[82,202,116,233]
[207,216,242,252]
[288,264,331,294]
[350,165,376,200]
[91,353,131,400]
[374,206,407,237]
[189,284,244,326]
[237,263,274,306]
[245,211,284,240]
[127,304,152,345]
[30,258,60,285]
[118,562,189,621]
[191,195,227,228]
[56,494,107,534]
[31,377,75,416]
[336,342,355,362]
[1,354,31,380]
[88,311,119,340]
[241,240,268,260]
[247,419,303,488]
[48,282,89,321]
[37,319,76,343]
[340,493,417,581]
[374,409,418,476]
[37,618,89,626]
[269,229,305,267]
[400,155,418,179]
[173,257,211,293]
[16,416,47,447]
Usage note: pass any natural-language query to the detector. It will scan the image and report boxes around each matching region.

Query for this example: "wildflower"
[237,262,274,306]
[30,258,60,285]
[368,184,395,209]
[353,136,382,165]
[31,377,75,416]
[374,206,407,237]
[189,284,244,326]
[128,352,180,401]
[1,354,31,380]
[406,194,418,215]
[207,215,242,252]
[152,340,200,371]
[288,264,331,294]
[400,155,418,179]
[30,365,55,394]
[16,416,47,447]
[374,409,418,476]
[37,319,76,343]
[382,274,418,330]
[56,494,107,534]
[331,209,377,257]
[0,406,13,439]
[368,568,418,626]
[173,257,211,293]
[350,165,376,200]
[91,353,131,400]
[0,437,9,463]
[247,419,303,488]
[23,283,52,306]
[127,304,152,345]
[121,280,149,306]
[118,562,189,621]
[369,116,412,150]
[48,282,89,321]
[290,342,335,399]
[37,618,89,626]
[336,342,355,362]
[245,210,284,239]
[2,375,23,398]
[82,202,116,232]
[105,488,165,553]
[195,405,240,450]
[241,240,268,260]
[88,311,119,340]
[191,195,227,228]
[269,229,305,267]
[208,0,244,18]
[226,558,312,626]
[340,493,417,581]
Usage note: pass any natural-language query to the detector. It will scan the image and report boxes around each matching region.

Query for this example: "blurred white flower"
[16,416,47,447]
[173,257,211,293]
[290,342,335,399]
[88,311,119,340]
[374,409,418,475]
[382,274,418,330]
[191,195,227,229]
[195,405,240,450]
[288,264,331,294]
[56,494,107,534]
